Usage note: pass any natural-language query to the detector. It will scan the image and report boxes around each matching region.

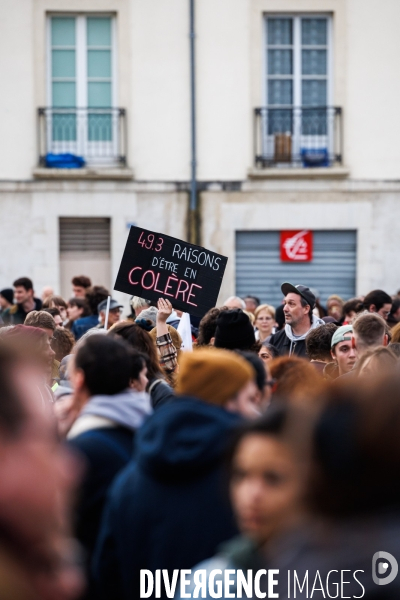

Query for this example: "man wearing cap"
[97,298,123,330]
[328,325,357,379]
[269,282,325,359]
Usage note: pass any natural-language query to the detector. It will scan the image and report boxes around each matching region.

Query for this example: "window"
[261,15,335,166]
[47,15,119,164]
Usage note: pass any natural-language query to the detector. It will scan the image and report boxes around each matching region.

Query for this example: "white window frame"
[46,14,118,165]
[263,14,333,163]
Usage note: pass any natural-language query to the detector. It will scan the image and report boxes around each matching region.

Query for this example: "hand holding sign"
[114,227,228,318]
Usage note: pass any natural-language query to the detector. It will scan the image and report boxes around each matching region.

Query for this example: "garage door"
[235,230,357,307]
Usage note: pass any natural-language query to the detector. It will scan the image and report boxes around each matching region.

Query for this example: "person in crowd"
[130,296,151,318]
[148,299,182,387]
[43,306,64,328]
[243,295,260,314]
[269,283,324,359]
[52,328,75,363]
[244,309,255,326]
[96,298,123,330]
[274,303,286,331]
[176,405,312,599]
[388,297,400,328]
[214,309,257,351]
[4,325,56,405]
[356,346,398,378]
[43,294,69,323]
[67,335,152,594]
[254,304,276,343]
[236,351,273,413]
[24,310,59,387]
[310,289,327,319]
[0,339,83,600]
[305,323,338,374]
[269,356,325,406]
[223,296,246,310]
[342,297,364,324]
[25,309,56,340]
[0,288,13,321]
[258,341,279,366]
[272,375,400,598]
[326,294,344,322]
[326,324,357,380]
[363,288,392,321]
[2,277,42,325]
[71,275,92,298]
[92,349,255,600]
[135,305,157,330]
[71,286,109,340]
[352,312,388,361]
[66,297,90,331]
[196,306,228,346]
[41,286,54,302]
[390,321,400,344]
[109,320,175,408]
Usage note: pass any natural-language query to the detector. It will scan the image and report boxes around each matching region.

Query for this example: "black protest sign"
[114,226,228,318]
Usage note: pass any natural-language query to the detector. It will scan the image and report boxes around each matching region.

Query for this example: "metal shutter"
[59,218,111,253]
[235,230,357,306]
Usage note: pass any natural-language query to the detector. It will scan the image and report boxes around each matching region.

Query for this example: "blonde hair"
[243,310,255,325]
[254,304,275,320]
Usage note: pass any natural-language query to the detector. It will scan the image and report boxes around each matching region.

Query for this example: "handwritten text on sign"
[114,227,228,317]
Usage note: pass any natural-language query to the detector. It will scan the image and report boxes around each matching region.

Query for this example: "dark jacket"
[67,390,151,596]
[269,316,325,360]
[92,398,240,600]
[71,314,99,340]
[2,297,42,325]
[269,328,308,358]
[148,377,175,409]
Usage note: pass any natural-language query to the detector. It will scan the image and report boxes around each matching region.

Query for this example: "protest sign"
[114,226,228,318]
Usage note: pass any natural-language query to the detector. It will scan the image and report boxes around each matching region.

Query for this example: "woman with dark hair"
[66,297,90,331]
[175,404,312,599]
[108,322,175,408]
[258,341,279,366]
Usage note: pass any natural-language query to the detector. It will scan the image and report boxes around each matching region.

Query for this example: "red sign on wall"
[280,230,313,262]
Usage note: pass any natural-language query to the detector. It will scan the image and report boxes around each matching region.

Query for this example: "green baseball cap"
[331,325,353,348]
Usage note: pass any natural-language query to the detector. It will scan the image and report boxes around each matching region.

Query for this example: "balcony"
[253,106,343,170]
[37,107,128,171]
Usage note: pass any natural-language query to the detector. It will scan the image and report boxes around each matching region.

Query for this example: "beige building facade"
[0,0,399,307]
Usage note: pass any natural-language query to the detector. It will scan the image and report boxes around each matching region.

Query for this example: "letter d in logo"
[372,551,398,585]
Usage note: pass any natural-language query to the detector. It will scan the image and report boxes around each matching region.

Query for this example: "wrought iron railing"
[37,107,127,167]
[254,106,342,168]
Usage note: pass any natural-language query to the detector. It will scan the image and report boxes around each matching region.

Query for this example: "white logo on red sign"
[280,230,313,262]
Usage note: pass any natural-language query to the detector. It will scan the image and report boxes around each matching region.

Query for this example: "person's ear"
[383,334,388,347]
[331,349,336,362]
[70,367,85,392]
[209,337,215,346]
[369,304,376,313]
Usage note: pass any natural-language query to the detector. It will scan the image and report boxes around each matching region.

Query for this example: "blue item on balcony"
[301,148,329,168]
[45,153,86,169]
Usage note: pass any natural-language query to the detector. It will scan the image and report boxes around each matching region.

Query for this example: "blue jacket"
[71,314,99,340]
[92,398,240,600]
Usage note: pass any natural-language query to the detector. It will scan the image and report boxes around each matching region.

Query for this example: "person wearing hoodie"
[92,348,256,600]
[67,335,152,594]
[269,283,324,359]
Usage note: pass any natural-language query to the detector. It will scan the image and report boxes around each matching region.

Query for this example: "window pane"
[52,50,75,78]
[52,113,77,141]
[52,82,76,107]
[88,50,111,78]
[302,80,327,106]
[302,109,327,135]
[88,82,111,107]
[268,50,292,75]
[302,19,327,45]
[268,79,293,105]
[268,109,293,135]
[302,50,327,75]
[87,18,111,46]
[88,113,112,141]
[267,19,292,45]
[52,17,75,46]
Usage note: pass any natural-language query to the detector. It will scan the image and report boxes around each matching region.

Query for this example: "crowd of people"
[0,275,399,599]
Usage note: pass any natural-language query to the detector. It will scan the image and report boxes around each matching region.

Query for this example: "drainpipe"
[188,0,200,245]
